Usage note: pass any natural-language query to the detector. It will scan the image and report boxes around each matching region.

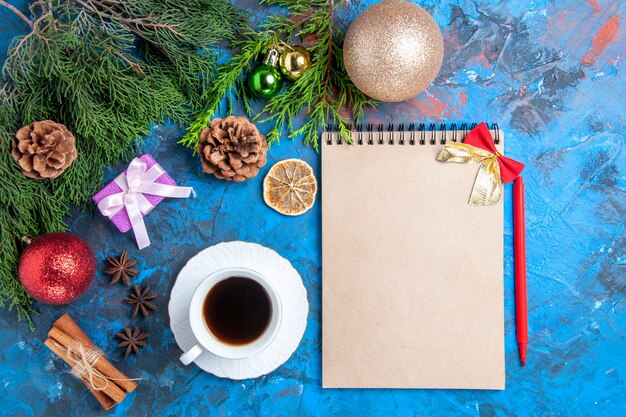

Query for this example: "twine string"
[63,343,139,391]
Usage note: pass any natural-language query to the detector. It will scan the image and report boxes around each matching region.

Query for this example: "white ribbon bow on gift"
[97,158,194,250]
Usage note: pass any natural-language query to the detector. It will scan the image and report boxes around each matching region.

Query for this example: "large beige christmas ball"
[343,0,444,102]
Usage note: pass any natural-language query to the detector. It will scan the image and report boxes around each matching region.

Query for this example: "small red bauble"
[18,232,96,305]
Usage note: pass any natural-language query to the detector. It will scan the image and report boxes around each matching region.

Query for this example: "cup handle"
[180,344,203,366]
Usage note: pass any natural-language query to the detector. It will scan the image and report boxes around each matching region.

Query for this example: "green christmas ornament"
[248,49,283,99]
[279,45,312,81]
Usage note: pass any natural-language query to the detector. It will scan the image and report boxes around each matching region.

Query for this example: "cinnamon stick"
[51,314,137,393]
[47,327,127,404]
[44,338,118,410]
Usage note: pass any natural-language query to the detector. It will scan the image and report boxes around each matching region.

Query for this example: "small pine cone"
[197,116,268,182]
[11,120,78,179]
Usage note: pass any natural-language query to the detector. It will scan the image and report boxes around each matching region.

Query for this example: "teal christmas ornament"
[248,48,283,99]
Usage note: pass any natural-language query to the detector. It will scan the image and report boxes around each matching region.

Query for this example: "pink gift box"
[92,154,176,233]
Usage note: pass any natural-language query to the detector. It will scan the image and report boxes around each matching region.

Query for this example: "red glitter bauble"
[18,232,96,305]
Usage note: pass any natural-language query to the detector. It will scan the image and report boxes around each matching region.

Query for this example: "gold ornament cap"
[343,0,444,102]
[263,48,280,67]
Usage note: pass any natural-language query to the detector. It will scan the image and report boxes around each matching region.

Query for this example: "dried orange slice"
[263,159,317,216]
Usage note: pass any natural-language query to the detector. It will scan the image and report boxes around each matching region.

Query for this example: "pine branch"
[180,30,278,148]
[0,0,246,326]
[0,1,32,28]
[181,0,378,150]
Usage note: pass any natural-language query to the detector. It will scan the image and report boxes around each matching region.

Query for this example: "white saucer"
[168,241,309,379]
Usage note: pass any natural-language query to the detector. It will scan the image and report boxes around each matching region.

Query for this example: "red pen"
[513,177,528,366]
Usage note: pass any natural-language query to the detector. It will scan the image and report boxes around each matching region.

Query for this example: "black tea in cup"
[202,277,271,345]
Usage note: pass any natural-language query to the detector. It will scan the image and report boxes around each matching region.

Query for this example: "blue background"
[1,0,625,416]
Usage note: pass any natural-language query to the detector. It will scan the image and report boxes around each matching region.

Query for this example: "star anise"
[125,284,158,317]
[116,327,150,357]
[105,251,138,285]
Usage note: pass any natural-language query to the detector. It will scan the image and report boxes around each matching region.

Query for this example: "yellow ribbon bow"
[436,143,503,205]
[437,123,525,205]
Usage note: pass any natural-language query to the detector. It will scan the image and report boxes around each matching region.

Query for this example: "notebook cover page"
[321,132,505,389]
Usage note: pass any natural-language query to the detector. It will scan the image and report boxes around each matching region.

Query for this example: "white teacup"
[180,267,282,364]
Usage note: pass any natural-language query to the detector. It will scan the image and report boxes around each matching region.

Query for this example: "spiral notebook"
[322,123,505,390]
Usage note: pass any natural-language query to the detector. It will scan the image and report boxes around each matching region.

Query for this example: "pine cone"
[197,116,268,182]
[11,120,78,179]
